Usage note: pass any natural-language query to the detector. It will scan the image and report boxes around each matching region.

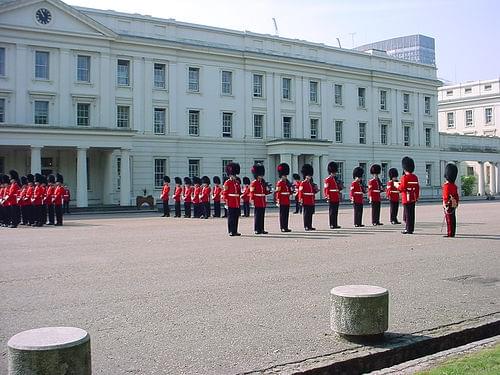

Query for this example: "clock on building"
[35,8,52,25]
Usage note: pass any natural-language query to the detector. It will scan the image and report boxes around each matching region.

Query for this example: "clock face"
[35,8,52,25]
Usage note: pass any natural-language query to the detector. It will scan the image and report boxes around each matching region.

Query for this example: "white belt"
[408,182,418,184]
[228,194,239,197]
[303,193,314,195]
[329,189,338,192]
[354,192,363,195]
[280,192,290,195]
[254,193,265,197]
[372,190,380,193]
[390,190,399,193]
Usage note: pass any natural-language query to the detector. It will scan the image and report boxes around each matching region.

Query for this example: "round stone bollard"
[7,327,91,375]
[330,285,389,338]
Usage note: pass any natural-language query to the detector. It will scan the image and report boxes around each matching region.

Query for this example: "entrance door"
[41,157,54,176]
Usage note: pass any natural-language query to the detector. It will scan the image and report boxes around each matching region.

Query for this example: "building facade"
[0,0,498,206]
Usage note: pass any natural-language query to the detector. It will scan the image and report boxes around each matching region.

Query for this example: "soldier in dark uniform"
[350,167,365,227]
[19,176,29,225]
[368,164,383,226]
[398,156,420,234]
[275,163,292,232]
[223,162,241,236]
[250,163,271,234]
[192,176,202,218]
[160,175,171,217]
[173,177,182,217]
[212,176,222,218]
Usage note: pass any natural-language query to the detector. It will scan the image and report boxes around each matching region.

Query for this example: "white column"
[280,153,292,167]
[489,162,496,195]
[312,156,320,189]
[30,146,42,174]
[291,154,299,175]
[102,151,114,205]
[319,155,328,199]
[120,149,131,206]
[454,161,462,196]
[495,163,500,195]
[76,147,88,207]
[477,161,485,196]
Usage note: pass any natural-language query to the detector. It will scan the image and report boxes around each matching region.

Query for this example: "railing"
[439,133,500,153]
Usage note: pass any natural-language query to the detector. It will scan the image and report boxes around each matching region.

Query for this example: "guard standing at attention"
[386,168,401,224]
[398,156,420,234]
[5,170,21,228]
[173,177,182,217]
[192,177,202,218]
[442,163,459,238]
[250,164,271,234]
[275,163,292,232]
[212,176,222,218]
[201,176,211,219]
[160,175,171,217]
[324,161,342,229]
[368,164,383,226]
[298,164,317,231]
[53,173,65,226]
[19,176,29,225]
[183,177,193,218]
[241,177,251,217]
[292,173,302,214]
[32,173,44,227]
[46,174,56,225]
[350,166,365,227]
[223,162,241,236]
[26,174,35,225]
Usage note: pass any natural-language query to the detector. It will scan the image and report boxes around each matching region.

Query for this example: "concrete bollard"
[330,285,389,337]
[8,327,91,375]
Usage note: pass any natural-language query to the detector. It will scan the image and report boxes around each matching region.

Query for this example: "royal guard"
[201,176,211,219]
[5,170,21,228]
[32,173,44,227]
[63,184,71,214]
[368,164,383,226]
[250,164,271,234]
[192,177,202,218]
[241,177,251,217]
[292,173,302,214]
[443,163,459,238]
[40,175,48,225]
[160,175,171,217]
[0,175,8,226]
[350,167,365,227]
[386,168,401,224]
[26,174,35,225]
[324,161,342,229]
[173,177,182,217]
[212,176,222,218]
[53,173,65,226]
[275,162,292,232]
[398,156,420,234]
[46,174,56,225]
[182,177,193,218]
[298,164,318,231]
[223,162,241,236]
[19,176,29,225]
[221,177,228,218]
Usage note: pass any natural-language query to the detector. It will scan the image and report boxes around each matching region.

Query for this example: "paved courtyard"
[1,201,499,374]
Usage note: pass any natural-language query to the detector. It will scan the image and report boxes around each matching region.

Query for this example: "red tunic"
[53,185,64,205]
[32,185,44,205]
[19,186,29,206]
[398,173,420,205]
[250,179,270,208]
[298,179,316,206]
[173,186,182,202]
[293,180,300,201]
[385,180,400,203]
[223,179,241,208]
[45,185,55,205]
[160,184,170,202]
[183,186,193,203]
[368,178,382,203]
[63,187,70,202]
[0,187,6,206]
[6,182,21,206]
[212,185,222,202]
[192,186,201,204]
[442,182,459,206]
[275,179,291,206]
[241,185,250,203]
[201,185,211,203]
[324,175,340,203]
[350,180,364,204]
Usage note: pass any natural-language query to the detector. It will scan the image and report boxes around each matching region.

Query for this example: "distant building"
[355,34,435,66]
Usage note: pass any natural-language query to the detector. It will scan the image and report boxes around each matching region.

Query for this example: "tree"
[461,175,475,196]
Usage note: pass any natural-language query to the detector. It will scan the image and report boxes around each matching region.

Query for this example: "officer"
[160,175,171,217]
[275,163,292,232]
[223,162,241,236]
[324,162,342,229]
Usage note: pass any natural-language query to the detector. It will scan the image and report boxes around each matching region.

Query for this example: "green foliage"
[461,175,476,196]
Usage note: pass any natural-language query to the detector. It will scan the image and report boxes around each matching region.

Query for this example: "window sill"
[334,104,344,108]
[357,107,367,111]
[281,98,294,103]
[187,90,201,95]
[75,81,93,86]
[252,95,265,100]
[153,87,169,92]
[309,101,320,106]
[116,85,132,89]
[379,109,389,112]
[220,94,234,98]
[402,111,411,115]
[33,78,52,83]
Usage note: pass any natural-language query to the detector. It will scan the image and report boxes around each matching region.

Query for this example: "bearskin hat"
[41,175,48,184]
[222,176,228,183]
[225,162,240,176]
[370,164,381,175]
[201,176,210,184]
[21,176,28,185]
[242,176,251,185]
[301,164,313,178]
[236,177,242,184]
[27,174,34,183]
[34,173,43,184]
[47,174,56,184]
[277,163,290,178]
[353,166,364,179]
[174,177,182,184]
[56,173,64,184]
[1,174,9,184]
[388,168,399,179]
[183,177,192,185]
[9,169,19,181]
[251,163,265,178]
[402,156,415,173]
[213,176,221,184]
[292,173,301,181]
[328,161,338,174]
[192,176,201,185]
[163,175,171,183]
[444,163,458,183]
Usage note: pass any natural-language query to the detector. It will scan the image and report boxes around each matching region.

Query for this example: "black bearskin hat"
[388,168,399,179]
[301,164,313,178]
[27,174,34,183]
[328,161,338,174]
[21,176,28,185]
[277,163,290,177]
[213,176,221,184]
[174,177,182,185]
[41,175,48,184]
[402,156,415,173]
[201,176,210,184]
[34,173,43,184]
[47,174,56,184]
[192,176,201,185]
[2,174,10,184]
[9,169,19,181]
[225,162,240,176]
[292,173,301,181]
[236,177,242,184]
[353,166,364,179]
[222,176,228,183]
[242,176,251,185]
[56,173,64,184]
[370,164,381,175]
[163,175,170,183]
[184,177,192,185]
[444,163,458,183]
[251,163,265,178]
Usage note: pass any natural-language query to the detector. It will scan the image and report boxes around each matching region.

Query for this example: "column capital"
[30,145,43,150]
[77,146,89,151]
[478,160,484,164]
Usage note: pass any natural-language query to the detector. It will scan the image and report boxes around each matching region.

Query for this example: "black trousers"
[9,205,21,227]
[227,207,240,234]
[303,204,314,229]
[354,203,363,226]
[48,204,55,224]
[0,206,7,225]
[254,207,266,232]
[162,201,170,216]
[404,203,416,233]
[41,205,47,226]
[33,205,42,226]
[390,201,399,223]
[279,205,290,230]
[222,207,227,218]
[242,202,250,217]
[445,209,456,237]
[20,205,28,224]
[295,199,302,214]
[55,204,63,225]
[371,201,381,224]
[25,205,34,225]
[203,202,211,218]
[64,201,70,213]
[174,201,181,217]
[213,201,221,217]
[328,202,339,227]
[184,202,191,217]
[194,203,202,218]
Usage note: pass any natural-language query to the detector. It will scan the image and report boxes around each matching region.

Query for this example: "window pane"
[0,47,5,76]
[154,63,166,88]
[222,112,232,137]
[380,124,387,144]
[283,116,291,138]
[77,55,90,82]
[117,106,130,128]
[310,118,318,139]
[0,98,5,123]
[465,110,473,127]
[404,126,410,146]
[380,90,387,110]
[485,108,492,124]
[221,71,232,95]
[358,87,366,108]
[334,84,342,105]
[154,159,166,188]
[34,100,49,124]
[425,164,432,186]
[188,67,199,92]
[35,51,49,79]
[447,112,454,128]
[424,96,431,114]
[425,128,431,147]
[154,108,166,134]
[359,123,366,144]
[335,120,343,143]
[77,103,90,126]
[282,78,291,99]
[189,110,200,136]
[188,159,200,178]
[310,81,318,103]
[253,74,263,97]
[117,59,130,85]
[253,114,263,138]
[403,93,410,112]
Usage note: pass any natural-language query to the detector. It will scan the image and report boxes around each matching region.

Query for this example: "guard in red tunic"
[386,168,401,224]
[250,164,271,234]
[368,164,383,226]
[223,162,241,236]
[275,162,292,232]
[5,170,21,228]
[192,177,202,218]
[0,175,7,226]
[292,173,302,214]
[398,156,420,234]
[63,184,71,214]
[298,164,318,231]
[26,174,35,226]
[212,176,222,218]
[182,177,193,218]
[173,177,182,217]
[241,177,251,217]
[19,176,29,225]
[46,174,56,225]
[32,173,44,227]
[324,161,342,229]
[442,163,459,238]
[350,167,365,227]
[160,175,171,217]
[201,176,211,219]
[53,173,65,226]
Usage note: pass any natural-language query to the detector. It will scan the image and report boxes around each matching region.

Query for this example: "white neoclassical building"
[0,0,499,206]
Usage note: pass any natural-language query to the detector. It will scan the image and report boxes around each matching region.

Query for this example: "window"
[465,110,473,127]
[282,116,292,138]
[154,159,166,189]
[117,59,130,86]
[424,96,431,115]
[309,81,318,103]
[358,122,366,144]
[484,84,492,91]
[0,47,5,76]
[425,128,432,147]
[34,100,49,124]
[425,164,432,186]
[222,112,233,137]
[188,159,200,179]
[154,108,166,134]
[334,84,342,105]
[116,157,121,190]
[464,87,472,94]
[336,162,344,184]
[222,159,232,178]
[467,166,474,176]
[446,90,453,96]
[485,108,493,124]
[221,70,232,95]
[154,63,166,89]
[380,124,388,145]
[253,74,263,97]
[335,120,343,143]
[188,110,200,136]
[282,77,291,100]
[310,118,318,139]
[358,87,366,108]
[188,67,200,92]
[380,90,387,110]
[35,51,49,79]
[0,98,4,123]
[76,103,90,126]
[403,93,410,113]
[253,114,263,138]
[77,55,90,82]
[116,105,130,128]
[381,163,388,185]
[403,126,411,146]
[447,112,455,128]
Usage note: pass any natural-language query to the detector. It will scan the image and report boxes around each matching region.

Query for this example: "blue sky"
[68,0,499,84]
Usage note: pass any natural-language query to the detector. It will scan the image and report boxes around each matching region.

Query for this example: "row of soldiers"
[0,170,69,228]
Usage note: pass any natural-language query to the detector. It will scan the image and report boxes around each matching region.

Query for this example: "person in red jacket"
[19,176,29,225]
[173,177,182,218]
[160,175,171,217]
[386,168,401,225]
[298,164,318,231]
[200,176,211,219]
[63,184,71,214]
[192,177,202,218]
[275,162,292,232]
[212,176,222,218]
[350,166,365,227]
[182,177,193,218]
[26,174,35,225]
[46,174,56,225]
[31,173,44,227]
[0,175,8,226]
[324,161,343,229]
[241,177,251,217]
[442,163,459,237]
[292,173,302,214]
[368,164,383,226]
[53,173,65,226]
[223,162,241,236]
[398,156,420,234]
[3,170,21,228]
[250,163,271,234]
